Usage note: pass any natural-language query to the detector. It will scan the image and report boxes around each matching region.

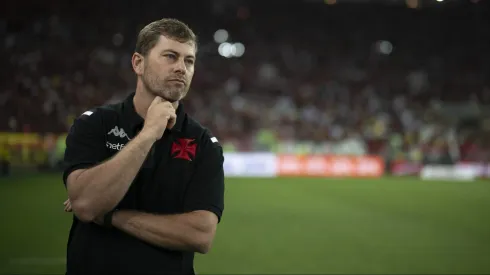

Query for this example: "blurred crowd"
[1,0,489,167]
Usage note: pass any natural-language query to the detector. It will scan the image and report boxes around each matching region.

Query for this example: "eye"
[185,59,195,65]
[163,53,177,60]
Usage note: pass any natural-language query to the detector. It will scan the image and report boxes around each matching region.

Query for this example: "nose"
[174,58,186,74]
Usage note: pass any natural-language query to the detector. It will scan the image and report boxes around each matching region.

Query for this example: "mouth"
[168,79,186,85]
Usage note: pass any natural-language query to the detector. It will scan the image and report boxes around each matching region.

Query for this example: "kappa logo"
[108,126,131,140]
[171,138,197,161]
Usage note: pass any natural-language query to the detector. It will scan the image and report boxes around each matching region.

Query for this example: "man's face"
[141,35,196,102]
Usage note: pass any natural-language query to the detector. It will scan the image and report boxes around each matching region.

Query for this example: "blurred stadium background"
[1,0,490,274]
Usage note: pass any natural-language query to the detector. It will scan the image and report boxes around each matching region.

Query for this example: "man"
[62,18,225,275]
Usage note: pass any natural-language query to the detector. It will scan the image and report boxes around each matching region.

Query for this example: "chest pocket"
[137,134,198,214]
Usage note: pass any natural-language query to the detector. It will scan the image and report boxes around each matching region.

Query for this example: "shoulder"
[76,101,122,122]
[185,116,221,149]
[69,102,122,135]
[184,116,223,165]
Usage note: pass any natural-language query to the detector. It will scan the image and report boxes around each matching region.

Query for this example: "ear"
[132,53,144,76]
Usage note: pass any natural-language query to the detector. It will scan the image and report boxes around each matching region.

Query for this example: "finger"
[169,113,177,121]
[150,96,164,107]
[162,101,174,107]
[64,200,72,211]
[167,114,177,129]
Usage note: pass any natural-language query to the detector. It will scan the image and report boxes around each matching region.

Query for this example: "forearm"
[112,210,216,254]
[68,133,155,221]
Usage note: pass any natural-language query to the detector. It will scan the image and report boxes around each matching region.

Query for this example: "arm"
[66,132,155,223]
[110,133,225,253]
[112,210,218,254]
[64,98,176,223]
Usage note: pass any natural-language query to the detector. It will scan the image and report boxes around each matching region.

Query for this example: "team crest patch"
[171,138,197,161]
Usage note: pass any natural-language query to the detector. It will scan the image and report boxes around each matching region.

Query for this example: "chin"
[149,90,178,102]
[162,92,183,103]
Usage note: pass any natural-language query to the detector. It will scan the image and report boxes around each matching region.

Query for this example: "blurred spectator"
[1,0,489,169]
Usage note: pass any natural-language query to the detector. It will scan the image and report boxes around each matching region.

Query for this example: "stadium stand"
[1,0,489,175]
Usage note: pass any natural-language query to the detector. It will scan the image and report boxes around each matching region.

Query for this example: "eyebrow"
[162,49,195,59]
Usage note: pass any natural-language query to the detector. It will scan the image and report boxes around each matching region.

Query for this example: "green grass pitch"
[1,173,489,274]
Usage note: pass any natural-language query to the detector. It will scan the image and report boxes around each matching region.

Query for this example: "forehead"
[152,35,196,57]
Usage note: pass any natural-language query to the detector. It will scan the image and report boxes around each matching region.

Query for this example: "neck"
[134,81,179,119]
